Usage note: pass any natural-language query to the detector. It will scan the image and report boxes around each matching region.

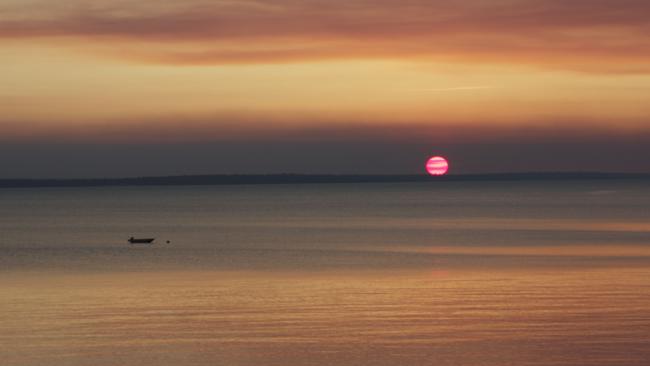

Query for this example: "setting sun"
[426,156,449,176]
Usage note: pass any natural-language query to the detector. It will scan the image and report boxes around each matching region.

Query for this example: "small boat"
[128,237,155,244]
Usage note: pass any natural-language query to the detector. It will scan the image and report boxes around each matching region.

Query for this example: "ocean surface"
[1,180,649,365]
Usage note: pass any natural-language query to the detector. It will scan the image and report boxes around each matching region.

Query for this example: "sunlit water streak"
[1,181,649,365]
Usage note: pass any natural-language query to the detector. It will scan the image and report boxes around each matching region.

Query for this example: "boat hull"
[128,238,155,244]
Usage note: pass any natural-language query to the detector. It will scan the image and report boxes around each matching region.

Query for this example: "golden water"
[1,182,649,365]
[2,268,649,366]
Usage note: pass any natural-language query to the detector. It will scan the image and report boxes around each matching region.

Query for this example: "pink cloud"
[0,0,649,71]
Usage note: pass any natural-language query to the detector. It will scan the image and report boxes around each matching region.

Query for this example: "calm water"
[1,181,649,365]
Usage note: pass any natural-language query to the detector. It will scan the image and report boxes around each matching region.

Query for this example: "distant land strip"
[1,173,649,189]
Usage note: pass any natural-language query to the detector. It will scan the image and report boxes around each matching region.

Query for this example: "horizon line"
[1,172,649,189]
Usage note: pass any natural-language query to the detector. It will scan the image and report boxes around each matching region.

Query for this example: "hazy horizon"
[1,135,649,178]
[1,170,649,182]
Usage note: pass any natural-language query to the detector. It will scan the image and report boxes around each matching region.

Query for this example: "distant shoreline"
[1,172,649,189]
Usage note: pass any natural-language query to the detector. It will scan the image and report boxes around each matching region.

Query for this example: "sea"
[1,180,649,366]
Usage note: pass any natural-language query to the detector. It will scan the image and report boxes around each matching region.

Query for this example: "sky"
[1,0,649,177]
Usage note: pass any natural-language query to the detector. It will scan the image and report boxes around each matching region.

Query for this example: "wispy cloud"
[2,113,648,144]
[401,86,499,92]
[0,0,649,72]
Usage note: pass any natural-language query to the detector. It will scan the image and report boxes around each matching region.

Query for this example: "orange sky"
[0,0,649,175]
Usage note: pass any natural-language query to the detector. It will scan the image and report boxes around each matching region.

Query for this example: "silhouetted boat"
[128,237,155,244]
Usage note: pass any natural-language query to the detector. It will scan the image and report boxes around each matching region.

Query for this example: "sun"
[426,156,449,176]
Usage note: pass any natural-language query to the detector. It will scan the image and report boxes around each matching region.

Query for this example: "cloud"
[1,0,649,72]
[401,86,498,92]
[1,113,648,144]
